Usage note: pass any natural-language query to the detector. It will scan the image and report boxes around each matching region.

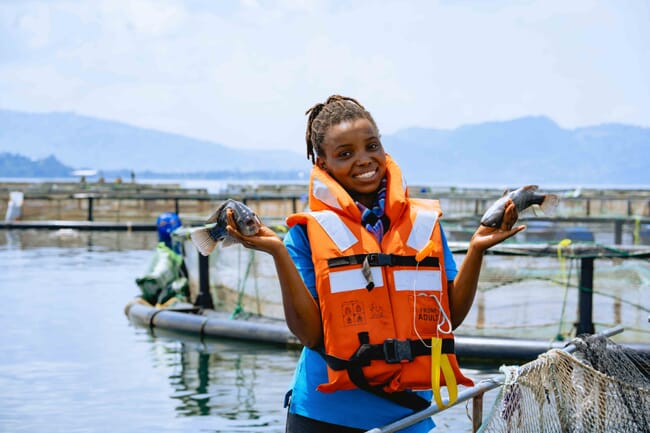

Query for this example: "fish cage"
[176,229,650,345]
[450,243,650,344]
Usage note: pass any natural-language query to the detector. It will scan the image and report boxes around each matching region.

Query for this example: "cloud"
[0,0,648,153]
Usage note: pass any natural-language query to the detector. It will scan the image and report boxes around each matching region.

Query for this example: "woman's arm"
[449,200,525,329]
[225,210,323,347]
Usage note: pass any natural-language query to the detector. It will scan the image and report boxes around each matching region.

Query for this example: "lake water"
[0,230,498,433]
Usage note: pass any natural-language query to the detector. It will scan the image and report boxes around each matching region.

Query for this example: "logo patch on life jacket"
[341,300,366,326]
[369,302,385,319]
[410,294,441,335]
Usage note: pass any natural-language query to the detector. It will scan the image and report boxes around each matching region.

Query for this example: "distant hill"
[0,152,73,177]
[0,109,648,186]
[383,117,649,186]
[0,110,307,174]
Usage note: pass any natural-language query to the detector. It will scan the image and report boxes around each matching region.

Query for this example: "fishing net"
[478,334,650,433]
[454,242,650,344]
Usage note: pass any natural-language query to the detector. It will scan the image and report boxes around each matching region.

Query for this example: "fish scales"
[206,199,261,240]
[190,199,262,256]
[480,185,559,228]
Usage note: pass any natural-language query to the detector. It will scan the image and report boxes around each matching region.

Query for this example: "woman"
[226,95,524,432]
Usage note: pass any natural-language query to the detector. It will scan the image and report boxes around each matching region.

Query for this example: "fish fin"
[206,200,230,224]
[221,235,237,248]
[190,228,218,256]
[541,194,560,216]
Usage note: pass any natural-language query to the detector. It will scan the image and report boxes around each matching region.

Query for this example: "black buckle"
[383,339,413,364]
[367,253,392,266]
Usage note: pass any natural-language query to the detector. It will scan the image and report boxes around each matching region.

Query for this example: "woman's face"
[316,118,387,208]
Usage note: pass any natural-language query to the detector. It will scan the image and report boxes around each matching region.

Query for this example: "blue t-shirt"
[284,223,458,432]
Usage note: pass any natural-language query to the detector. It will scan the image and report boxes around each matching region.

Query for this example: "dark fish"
[190,199,261,256]
[480,185,559,228]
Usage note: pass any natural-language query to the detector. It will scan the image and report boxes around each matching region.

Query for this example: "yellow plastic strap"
[431,337,458,408]
[441,354,458,405]
[431,337,444,408]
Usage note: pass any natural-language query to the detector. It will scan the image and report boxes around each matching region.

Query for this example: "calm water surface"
[0,230,496,433]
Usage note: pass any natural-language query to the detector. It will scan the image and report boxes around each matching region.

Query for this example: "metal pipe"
[195,252,214,309]
[614,220,623,244]
[471,393,483,433]
[364,325,624,433]
[577,257,595,335]
[88,196,94,221]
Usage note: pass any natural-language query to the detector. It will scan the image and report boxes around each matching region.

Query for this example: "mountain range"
[1,109,648,186]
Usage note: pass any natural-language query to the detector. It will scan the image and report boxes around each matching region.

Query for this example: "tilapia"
[480,185,559,228]
[190,199,262,256]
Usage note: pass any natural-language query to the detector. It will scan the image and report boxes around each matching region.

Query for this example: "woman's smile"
[354,168,378,179]
[316,118,387,208]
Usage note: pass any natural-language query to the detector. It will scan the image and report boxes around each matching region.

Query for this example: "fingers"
[501,200,519,230]
[225,209,267,250]
[225,209,246,241]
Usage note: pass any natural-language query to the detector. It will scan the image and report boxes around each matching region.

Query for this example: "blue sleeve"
[283,224,317,298]
[440,223,458,281]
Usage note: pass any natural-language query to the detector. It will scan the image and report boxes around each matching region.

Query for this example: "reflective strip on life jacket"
[311,210,358,251]
[329,267,385,294]
[407,208,439,252]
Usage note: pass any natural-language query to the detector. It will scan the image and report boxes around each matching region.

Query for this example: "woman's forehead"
[324,118,378,143]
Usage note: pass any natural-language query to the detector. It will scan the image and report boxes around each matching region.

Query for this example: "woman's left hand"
[470,199,525,252]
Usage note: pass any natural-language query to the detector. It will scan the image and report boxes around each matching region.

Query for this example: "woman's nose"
[356,151,372,165]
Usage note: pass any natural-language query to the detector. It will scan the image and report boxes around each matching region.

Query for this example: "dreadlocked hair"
[305,95,379,164]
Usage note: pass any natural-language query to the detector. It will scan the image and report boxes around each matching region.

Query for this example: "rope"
[231,247,256,319]
[555,239,574,341]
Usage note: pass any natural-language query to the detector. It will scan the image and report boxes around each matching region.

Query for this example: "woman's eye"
[338,150,351,158]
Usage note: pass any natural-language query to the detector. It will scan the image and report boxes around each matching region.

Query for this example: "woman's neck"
[350,191,377,209]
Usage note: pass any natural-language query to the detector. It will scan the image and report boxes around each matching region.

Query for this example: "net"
[478,334,650,433]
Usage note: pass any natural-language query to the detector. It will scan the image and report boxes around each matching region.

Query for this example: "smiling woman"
[317,119,386,208]
[305,96,386,208]
[221,94,526,433]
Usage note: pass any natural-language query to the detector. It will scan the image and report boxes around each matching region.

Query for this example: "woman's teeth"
[356,170,375,179]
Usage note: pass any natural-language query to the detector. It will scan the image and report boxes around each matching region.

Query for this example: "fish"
[480,185,559,228]
[190,199,262,256]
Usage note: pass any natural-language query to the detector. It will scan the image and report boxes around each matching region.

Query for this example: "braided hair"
[305,95,379,164]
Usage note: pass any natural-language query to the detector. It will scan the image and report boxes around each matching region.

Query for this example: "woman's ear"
[316,157,327,170]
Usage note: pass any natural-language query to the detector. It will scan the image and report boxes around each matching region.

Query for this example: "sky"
[1,0,649,153]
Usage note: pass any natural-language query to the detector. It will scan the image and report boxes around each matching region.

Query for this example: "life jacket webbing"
[324,335,454,370]
[327,253,439,269]
[323,332,454,411]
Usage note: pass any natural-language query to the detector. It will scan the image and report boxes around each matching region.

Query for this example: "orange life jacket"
[286,155,473,400]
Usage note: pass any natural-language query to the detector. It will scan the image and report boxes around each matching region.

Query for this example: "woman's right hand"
[227,209,323,347]
[225,208,285,255]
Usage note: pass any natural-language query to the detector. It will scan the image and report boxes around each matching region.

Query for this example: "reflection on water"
[0,229,501,433]
[2,227,158,251]
[0,230,300,433]
[147,330,299,423]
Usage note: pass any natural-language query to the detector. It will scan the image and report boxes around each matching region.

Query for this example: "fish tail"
[541,194,560,216]
[190,227,218,256]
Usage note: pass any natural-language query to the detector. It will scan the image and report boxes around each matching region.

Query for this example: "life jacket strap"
[327,253,439,269]
[322,334,455,411]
